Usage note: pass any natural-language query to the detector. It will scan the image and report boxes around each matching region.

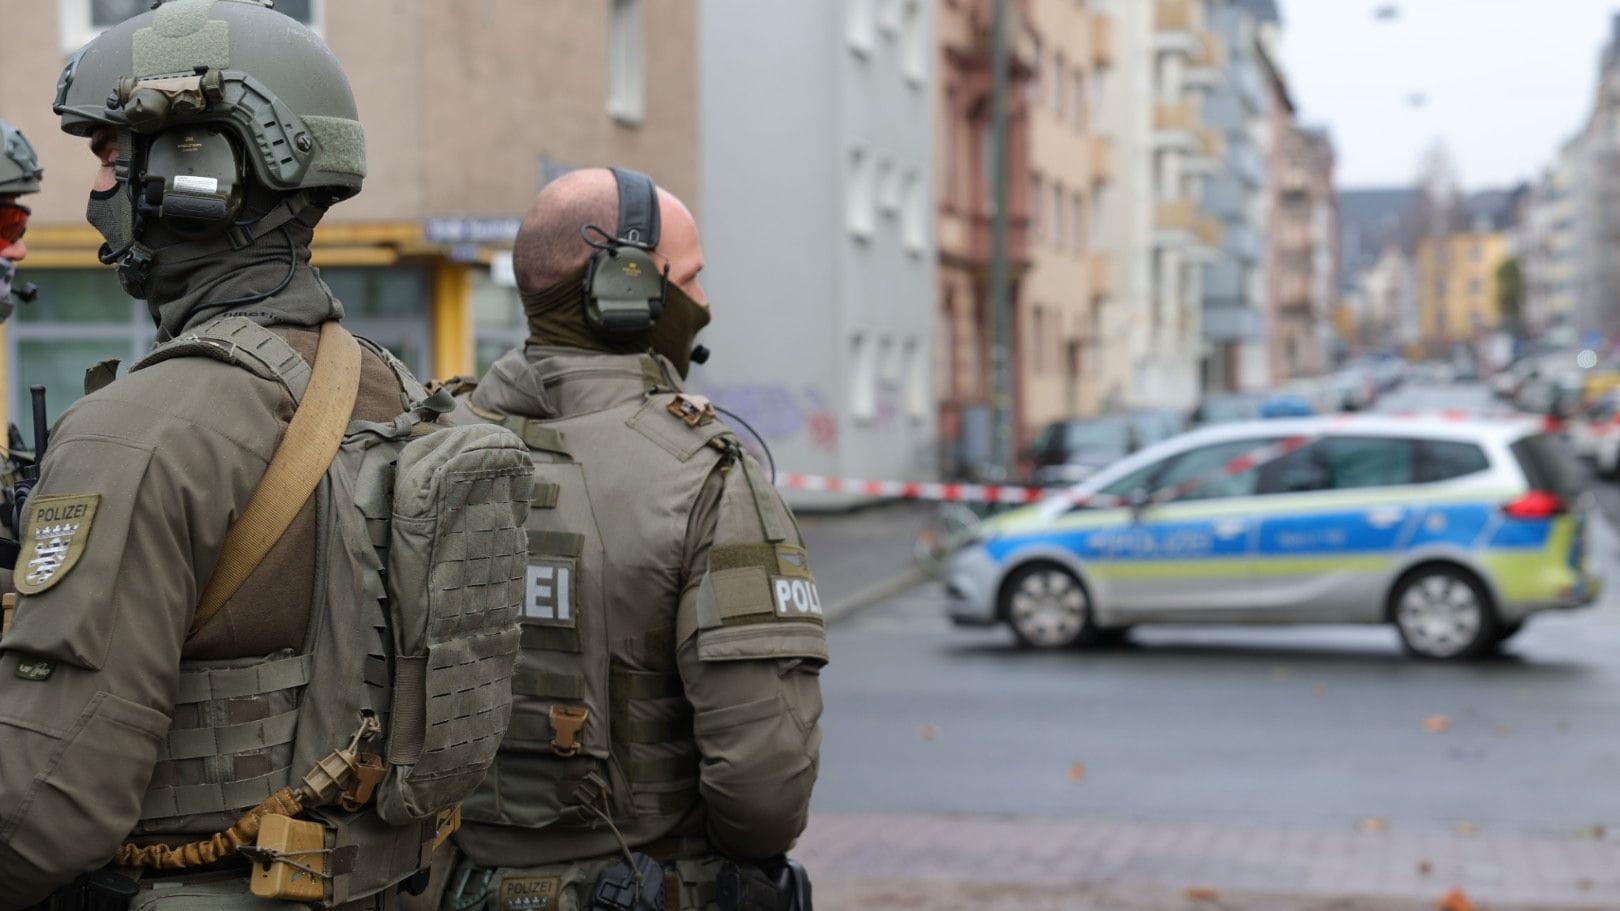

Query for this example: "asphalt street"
[801,384,1620,907]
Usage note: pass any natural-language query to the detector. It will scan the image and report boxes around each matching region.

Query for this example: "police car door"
[1251,435,1421,620]
[1105,437,1269,614]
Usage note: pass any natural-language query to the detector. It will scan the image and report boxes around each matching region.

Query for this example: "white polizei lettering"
[774,577,823,616]
[554,565,571,622]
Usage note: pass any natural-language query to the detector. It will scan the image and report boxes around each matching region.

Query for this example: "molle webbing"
[175,651,311,703]
[142,769,286,820]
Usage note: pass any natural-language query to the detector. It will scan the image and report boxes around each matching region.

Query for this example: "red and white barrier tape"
[775,433,1317,507]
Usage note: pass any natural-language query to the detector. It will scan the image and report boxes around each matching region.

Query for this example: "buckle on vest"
[549,704,590,757]
[336,752,387,812]
[667,394,716,427]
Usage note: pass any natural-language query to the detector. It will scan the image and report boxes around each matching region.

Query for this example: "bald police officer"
[430,168,826,910]
[0,2,530,907]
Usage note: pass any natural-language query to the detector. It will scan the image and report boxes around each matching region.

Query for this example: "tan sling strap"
[190,321,363,635]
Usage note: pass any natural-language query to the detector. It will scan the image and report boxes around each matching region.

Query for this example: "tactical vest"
[449,378,738,845]
[127,319,532,905]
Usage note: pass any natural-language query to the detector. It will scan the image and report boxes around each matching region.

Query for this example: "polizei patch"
[499,875,561,910]
[15,494,99,595]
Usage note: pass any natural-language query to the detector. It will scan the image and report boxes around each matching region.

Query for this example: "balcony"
[1155,200,1223,251]
[966,210,1032,271]
[1090,12,1115,69]
[1154,0,1203,55]
[1184,33,1224,89]
[1089,253,1115,301]
[1089,135,1116,186]
[1153,101,1198,133]
[1186,127,1225,172]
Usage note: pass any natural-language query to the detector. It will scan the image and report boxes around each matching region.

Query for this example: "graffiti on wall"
[703,384,841,454]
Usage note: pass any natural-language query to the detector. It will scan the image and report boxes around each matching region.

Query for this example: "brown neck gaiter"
[520,265,713,378]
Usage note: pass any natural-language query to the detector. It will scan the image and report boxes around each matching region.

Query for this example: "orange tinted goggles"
[0,204,28,246]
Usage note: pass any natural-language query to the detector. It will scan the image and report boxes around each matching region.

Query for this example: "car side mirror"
[1128,486,1151,521]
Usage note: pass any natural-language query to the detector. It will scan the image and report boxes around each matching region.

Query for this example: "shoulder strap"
[190,321,363,635]
[133,317,314,401]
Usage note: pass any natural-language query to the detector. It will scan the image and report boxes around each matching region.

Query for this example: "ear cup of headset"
[584,245,666,335]
[582,167,667,336]
[140,125,245,239]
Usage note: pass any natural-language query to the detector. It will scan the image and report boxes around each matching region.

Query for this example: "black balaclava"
[85,131,343,341]
[520,265,711,378]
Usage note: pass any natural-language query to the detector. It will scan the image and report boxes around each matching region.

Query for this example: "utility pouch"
[716,858,813,911]
[248,814,327,902]
[38,870,139,911]
[590,853,666,911]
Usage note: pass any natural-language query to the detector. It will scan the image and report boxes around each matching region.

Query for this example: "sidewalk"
[797,501,936,620]
[796,813,1620,910]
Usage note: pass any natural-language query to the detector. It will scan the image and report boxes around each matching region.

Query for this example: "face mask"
[0,259,15,324]
[86,183,136,265]
[648,282,711,379]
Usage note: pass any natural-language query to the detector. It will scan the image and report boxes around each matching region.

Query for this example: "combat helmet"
[54,0,365,200]
[0,119,43,196]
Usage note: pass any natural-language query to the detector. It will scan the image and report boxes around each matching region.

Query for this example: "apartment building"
[1022,0,1113,427]
[1088,0,1223,411]
[0,0,698,425]
[700,0,937,501]
[1518,139,1581,337]
[1197,0,1274,392]
[1417,230,1509,346]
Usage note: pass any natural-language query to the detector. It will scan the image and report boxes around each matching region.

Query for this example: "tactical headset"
[581,167,667,336]
[137,124,247,240]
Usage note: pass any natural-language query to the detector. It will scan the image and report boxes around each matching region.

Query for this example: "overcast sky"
[1276,0,1616,191]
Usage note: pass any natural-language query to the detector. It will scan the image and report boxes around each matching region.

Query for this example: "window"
[1031,306,1046,373]
[849,333,877,420]
[1415,440,1490,483]
[320,267,434,378]
[1071,191,1086,254]
[900,0,927,85]
[474,267,526,376]
[1028,39,1045,106]
[1051,182,1065,249]
[1072,70,1087,129]
[1052,53,1067,117]
[1156,439,1271,501]
[67,0,320,50]
[847,0,876,55]
[6,268,152,425]
[900,167,927,253]
[607,0,646,124]
[1029,173,1043,243]
[877,158,900,217]
[1258,437,1416,495]
[847,146,875,238]
[903,337,928,419]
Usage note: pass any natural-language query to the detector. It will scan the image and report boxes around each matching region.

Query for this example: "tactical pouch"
[371,423,533,824]
[590,853,666,911]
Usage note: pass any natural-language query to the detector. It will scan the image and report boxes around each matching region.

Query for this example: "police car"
[945,416,1598,659]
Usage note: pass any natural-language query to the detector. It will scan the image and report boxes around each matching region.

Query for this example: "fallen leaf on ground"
[1557,719,1572,733]
[1417,860,1434,875]
[916,724,940,741]
[1183,886,1221,902]
[1455,821,1478,837]
[1272,667,1292,681]
[1423,715,1452,734]
[1313,682,1327,698]
[1492,724,1514,737]
[1358,817,1389,833]
[1436,888,1477,911]
[1066,762,1086,782]
[1576,824,1605,840]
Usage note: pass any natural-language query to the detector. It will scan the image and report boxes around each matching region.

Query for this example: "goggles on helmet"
[0,203,29,245]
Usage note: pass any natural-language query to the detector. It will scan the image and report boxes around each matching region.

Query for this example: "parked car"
[1188,393,1262,426]
[946,416,1597,659]
[1572,391,1620,476]
[1027,411,1186,487]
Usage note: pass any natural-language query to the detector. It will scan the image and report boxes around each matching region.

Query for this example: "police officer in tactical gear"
[0,2,531,908]
[426,168,826,911]
[0,118,43,325]
[0,118,45,553]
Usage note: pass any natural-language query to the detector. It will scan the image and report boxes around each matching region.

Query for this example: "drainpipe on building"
[988,0,1014,479]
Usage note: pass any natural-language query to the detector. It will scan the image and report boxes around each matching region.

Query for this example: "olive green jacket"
[451,349,827,868]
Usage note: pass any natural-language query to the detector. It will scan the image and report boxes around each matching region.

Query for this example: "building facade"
[1417,231,1509,347]
[699,0,937,502]
[1198,0,1274,392]
[0,0,698,426]
[1518,140,1581,337]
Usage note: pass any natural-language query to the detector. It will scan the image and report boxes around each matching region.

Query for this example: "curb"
[824,568,925,624]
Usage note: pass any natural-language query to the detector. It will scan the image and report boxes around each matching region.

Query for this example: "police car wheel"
[1002,563,1092,649]
[1391,566,1498,660]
